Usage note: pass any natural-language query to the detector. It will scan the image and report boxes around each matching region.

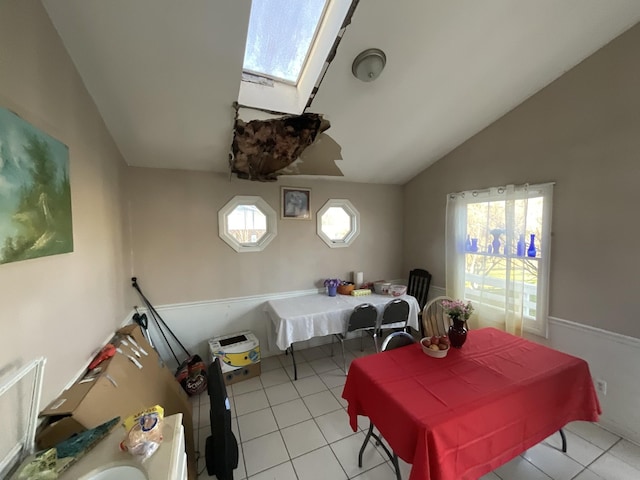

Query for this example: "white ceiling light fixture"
[352,48,386,82]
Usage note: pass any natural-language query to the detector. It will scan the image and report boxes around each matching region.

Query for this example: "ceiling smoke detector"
[352,48,386,82]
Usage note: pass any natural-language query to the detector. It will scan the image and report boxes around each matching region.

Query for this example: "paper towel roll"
[354,272,364,288]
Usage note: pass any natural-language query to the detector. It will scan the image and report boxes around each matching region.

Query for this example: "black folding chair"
[332,303,378,374]
[380,331,416,351]
[377,298,410,340]
[358,329,415,480]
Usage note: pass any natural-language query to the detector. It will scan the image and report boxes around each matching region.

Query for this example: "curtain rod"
[448,181,555,199]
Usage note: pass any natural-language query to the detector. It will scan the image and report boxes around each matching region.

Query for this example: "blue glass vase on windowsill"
[527,234,537,258]
[517,234,526,257]
[491,233,501,256]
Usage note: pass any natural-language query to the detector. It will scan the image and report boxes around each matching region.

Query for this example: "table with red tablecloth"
[342,327,601,480]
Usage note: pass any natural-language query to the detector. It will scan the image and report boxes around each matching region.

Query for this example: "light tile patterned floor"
[191,339,640,480]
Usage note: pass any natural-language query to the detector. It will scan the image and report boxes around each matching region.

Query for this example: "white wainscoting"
[133,285,639,446]
[134,289,326,371]
[428,286,447,300]
[529,317,640,446]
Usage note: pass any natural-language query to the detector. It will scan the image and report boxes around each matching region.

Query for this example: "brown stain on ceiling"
[230,113,334,181]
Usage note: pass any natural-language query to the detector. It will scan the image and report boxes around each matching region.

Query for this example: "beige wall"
[0,1,131,402]
[127,168,403,304]
[404,23,640,339]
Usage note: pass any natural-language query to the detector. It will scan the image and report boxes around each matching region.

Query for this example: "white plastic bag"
[119,405,164,462]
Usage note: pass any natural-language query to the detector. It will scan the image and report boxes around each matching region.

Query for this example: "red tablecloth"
[342,328,601,480]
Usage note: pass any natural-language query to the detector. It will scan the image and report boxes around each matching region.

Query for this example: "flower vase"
[517,234,526,257]
[527,234,537,258]
[491,234,501,256]
[448,318,467,348]
[327,285,337,297]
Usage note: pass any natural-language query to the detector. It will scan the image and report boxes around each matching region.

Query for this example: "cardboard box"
[208,330,261,385]
[36,325,197,480]
[221,362,261,386]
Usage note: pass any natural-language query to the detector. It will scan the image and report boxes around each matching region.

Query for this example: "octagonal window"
[317,199,360,248]
[219,196,277,252]
[228,205,266,243]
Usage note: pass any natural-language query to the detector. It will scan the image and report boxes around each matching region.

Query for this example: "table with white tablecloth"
[264,292,420,351]
[264,292,420,379]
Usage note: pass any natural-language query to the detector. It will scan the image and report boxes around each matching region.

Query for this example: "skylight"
[243,0,328,85]
[238,0,353,115]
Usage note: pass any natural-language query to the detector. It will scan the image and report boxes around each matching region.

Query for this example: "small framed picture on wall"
[281,187,311,220]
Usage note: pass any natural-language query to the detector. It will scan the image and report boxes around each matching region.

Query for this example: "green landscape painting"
[0,108,73,265]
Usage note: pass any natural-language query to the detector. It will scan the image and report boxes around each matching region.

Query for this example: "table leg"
[559,428,567,452]
[289,344,298,381]
[391,454,401,480]
[359,422,402,479]
[358,424,375,468]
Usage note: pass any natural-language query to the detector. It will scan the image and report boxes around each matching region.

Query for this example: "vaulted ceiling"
[42,0,640,184]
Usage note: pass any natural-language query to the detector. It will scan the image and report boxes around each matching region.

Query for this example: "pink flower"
[441,299,474,320]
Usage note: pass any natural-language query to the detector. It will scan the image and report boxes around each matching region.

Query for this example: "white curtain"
[445,183,554,336]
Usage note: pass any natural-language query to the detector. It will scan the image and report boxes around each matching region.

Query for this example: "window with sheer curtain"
[445,183,554,337]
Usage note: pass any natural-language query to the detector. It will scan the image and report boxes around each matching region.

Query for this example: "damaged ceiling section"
[230,107,343,182]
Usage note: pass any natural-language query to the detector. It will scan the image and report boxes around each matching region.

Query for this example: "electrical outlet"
[595,378,607,396]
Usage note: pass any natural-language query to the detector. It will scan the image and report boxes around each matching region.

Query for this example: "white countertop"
[12,413,185,480]
[63,413,184,480]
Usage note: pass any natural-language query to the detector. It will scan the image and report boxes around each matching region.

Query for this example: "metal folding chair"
[380,331,416,351]
[378,298,410,340]
[357,330,415,480]
[332,303,378,374]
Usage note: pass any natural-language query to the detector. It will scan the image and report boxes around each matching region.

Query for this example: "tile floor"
[190,339,640,480]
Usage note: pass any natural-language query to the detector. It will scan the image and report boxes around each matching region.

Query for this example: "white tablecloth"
[264,293,420,351]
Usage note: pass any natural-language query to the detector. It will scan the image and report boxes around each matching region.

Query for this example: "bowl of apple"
[420,335,450,358]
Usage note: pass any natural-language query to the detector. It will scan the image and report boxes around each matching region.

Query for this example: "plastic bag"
[175,354,207,396]
[119,405,164,462]
[17,448,58,480]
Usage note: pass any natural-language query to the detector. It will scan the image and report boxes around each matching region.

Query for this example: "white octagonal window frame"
[317,199,360,248]
[218,195,277,252]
